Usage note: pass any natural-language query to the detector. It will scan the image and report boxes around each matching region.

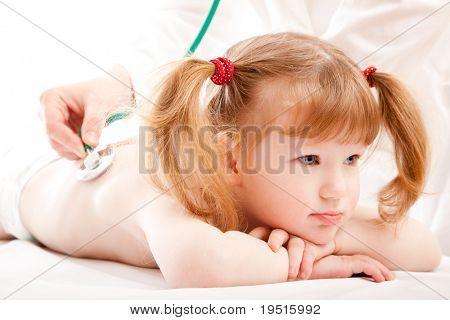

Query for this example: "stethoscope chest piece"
[76,145,115,181]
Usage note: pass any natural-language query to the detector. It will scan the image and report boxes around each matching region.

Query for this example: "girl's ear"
[217,133,242,187]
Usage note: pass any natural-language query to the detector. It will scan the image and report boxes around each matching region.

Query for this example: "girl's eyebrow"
[359,148,368,154]
[297,145,367,154]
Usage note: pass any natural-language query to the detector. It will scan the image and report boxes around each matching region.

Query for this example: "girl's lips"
[310,213,343,225]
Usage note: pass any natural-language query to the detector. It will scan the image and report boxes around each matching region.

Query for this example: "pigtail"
[371,72,429,223]
[143,58,239,231]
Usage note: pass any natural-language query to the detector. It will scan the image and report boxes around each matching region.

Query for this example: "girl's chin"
[299,228,337,245]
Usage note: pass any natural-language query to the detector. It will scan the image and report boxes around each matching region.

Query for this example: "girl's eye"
[297,155,319,166]
[344,154,360,165]
[297,154,361,166]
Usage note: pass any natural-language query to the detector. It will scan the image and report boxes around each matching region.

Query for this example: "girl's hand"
[310,255,395,282]
[248,227,335,281]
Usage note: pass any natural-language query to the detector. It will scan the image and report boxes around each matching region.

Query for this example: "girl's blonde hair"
[137,32,429,231]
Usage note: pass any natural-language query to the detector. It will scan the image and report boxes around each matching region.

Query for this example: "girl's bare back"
[19,137,159,268]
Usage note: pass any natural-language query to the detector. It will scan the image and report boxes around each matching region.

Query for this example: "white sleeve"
[117,0,262,105]
[117,0,322,105]
[117,0,217,105]
[321,0,449,76]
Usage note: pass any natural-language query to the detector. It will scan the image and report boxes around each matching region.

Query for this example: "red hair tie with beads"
[363,66,377,88]
[209,57,234,85]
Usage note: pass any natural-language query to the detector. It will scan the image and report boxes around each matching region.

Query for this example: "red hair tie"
[363,66,377,88]
[209,57,234,85]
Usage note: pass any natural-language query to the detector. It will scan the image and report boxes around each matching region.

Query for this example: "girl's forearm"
[334,216,442,271]
[140,199,288,288]
[166,230,288,288]
[216,230,289,286]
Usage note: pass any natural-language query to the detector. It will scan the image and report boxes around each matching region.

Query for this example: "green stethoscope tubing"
[83,112,133,152]
[82,0,221,153]
[184,0,221,58]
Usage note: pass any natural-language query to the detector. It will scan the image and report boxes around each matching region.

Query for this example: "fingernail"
[85,131,98,145]
[76,147,85,158]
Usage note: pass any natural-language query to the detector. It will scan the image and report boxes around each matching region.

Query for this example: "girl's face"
[236,130,367,245]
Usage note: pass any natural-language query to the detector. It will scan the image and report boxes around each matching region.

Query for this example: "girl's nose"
[319,170,347,200]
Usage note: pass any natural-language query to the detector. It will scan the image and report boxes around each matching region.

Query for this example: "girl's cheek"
[349,174,360,207]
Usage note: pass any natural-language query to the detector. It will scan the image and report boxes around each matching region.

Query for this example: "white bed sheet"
[1,240,449,299]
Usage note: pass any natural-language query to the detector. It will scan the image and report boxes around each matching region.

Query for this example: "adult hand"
[39,64,134,160]
[248,226,335,281]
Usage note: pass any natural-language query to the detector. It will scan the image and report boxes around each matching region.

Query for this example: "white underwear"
[0,143,60,241]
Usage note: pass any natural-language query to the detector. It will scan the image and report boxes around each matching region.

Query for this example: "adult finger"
[286,236,305,280]
[267,229,290,252]
[56,149,82,160]
[46,121,86,158]
[49,138,81,160]
[40,91,71,145]
[80,111,106,147]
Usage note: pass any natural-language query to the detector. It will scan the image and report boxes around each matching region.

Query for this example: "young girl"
[0,32,441,288]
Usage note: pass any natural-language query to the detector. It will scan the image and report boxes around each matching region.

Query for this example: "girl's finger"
[358,255,395,281]
[298,244,316,280]
[286,236,305,280]
[379,264,395,281]
[317,241,336,260]
[248,226,271,241]
[267,229,290,252]
[356,260,385,283]
[365,263,385,283]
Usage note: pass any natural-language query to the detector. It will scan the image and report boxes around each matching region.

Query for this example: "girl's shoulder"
[110,135,214,230]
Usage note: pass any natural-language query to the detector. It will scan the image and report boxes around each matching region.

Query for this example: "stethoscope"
[77,0,221,181]
[76,112,129,181]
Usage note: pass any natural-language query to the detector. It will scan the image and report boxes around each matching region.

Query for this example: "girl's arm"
[309,254,394,282]
[138,194,289,288]
[334,206,442,271]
